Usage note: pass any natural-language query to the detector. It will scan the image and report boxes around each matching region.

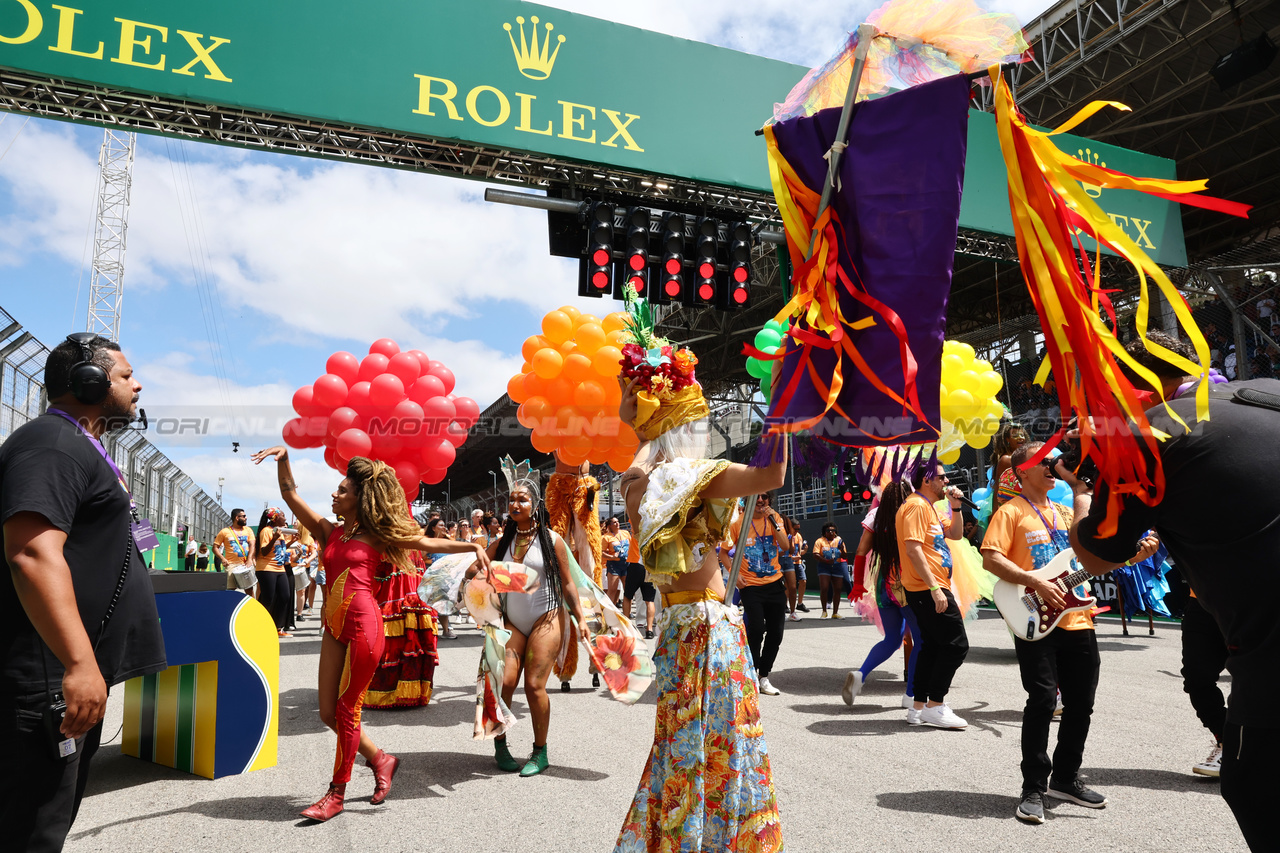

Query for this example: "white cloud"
[164,448,339,529]
[540,0,1055,66]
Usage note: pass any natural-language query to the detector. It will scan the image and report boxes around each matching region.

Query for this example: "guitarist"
[982,442,1158,825]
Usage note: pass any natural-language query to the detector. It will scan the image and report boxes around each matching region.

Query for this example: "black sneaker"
[1016,790,1045,824]
[796,603,810,613]
[644,629,654,640]
[1046,779,1107,808]
[591,673,600,688]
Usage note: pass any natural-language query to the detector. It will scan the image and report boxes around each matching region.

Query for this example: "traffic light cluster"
[576,201,754,310]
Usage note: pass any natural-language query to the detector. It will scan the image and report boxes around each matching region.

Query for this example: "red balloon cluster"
[283,338,480,495]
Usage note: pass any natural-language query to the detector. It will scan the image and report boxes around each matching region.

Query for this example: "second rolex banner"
[763,75,971,448]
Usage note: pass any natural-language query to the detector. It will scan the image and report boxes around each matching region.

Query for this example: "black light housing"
[586,202,614,295]
[616,206,650,298]
[1211,33,1276,91]
[654,212,685,306]
[689,217,719,306]
[722,221,752,310]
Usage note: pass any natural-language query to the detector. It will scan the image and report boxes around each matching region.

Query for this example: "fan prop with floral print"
[582,629,654,703]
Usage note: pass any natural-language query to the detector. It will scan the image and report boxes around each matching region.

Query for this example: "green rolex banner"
[0,0,1187,266]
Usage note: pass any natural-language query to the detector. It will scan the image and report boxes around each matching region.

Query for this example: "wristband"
[928,584,941,591]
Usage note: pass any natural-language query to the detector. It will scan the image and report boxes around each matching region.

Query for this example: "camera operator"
[0,333,166,852]
[1063,331,1280,852]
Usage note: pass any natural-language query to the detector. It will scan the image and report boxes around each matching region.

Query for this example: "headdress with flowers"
[618,286,709,441]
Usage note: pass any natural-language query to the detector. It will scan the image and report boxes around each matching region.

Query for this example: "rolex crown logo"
[1075,147,1106,199]
[504,16,566,80]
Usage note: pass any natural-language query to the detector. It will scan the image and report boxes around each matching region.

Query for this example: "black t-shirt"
[1077,379,1280,727]
[0,413,167,695]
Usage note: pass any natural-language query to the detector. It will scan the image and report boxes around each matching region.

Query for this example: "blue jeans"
[859,603,920,697]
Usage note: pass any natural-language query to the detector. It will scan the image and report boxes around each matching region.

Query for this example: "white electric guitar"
[992,547,1097,641]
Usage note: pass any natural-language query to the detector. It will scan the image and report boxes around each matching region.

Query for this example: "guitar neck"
[1059,568,1092,591]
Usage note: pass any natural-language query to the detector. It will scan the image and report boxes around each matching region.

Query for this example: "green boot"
[494,738,520,772]
[520,743,549,777]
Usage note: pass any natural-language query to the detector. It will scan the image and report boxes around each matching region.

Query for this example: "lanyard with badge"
[1017,495,1070,555]
[47,408,161,552]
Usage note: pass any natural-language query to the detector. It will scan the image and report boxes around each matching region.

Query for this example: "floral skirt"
[615,600,783,852]
[365,565,440,709]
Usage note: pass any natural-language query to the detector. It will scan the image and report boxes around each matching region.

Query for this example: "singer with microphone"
[1,332,166,852]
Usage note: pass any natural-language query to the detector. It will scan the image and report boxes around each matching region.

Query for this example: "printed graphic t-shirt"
[896,493,953,592]
[982,497,1092,631]
[729,515,783,587]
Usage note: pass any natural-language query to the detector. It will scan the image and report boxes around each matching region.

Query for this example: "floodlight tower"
[85,130,137,342]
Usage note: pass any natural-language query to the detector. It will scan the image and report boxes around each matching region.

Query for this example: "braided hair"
[491,488,563,606]
[869,481,913,591]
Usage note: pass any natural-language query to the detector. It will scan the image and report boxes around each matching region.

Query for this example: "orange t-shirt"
[255,527,285,573]
[982,497,1092,631]
[728,515,785,588]
[896,493,954,592]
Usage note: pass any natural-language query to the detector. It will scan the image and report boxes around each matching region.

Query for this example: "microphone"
[953,493,979,511]
[127,408,148,431]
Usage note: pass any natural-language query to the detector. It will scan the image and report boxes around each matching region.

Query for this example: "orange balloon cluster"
[508,306,640,472]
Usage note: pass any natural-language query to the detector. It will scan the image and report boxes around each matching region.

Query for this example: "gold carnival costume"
[545,468,604,681]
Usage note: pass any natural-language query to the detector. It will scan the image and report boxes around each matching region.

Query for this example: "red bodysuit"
[322,528,387,785]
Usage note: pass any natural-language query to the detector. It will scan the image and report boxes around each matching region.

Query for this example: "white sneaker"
[906,706,923,726]
[1192,742,1223,777]
[920,703,968,729]
[787,612,800,622]
[1053,689,1064,718]
[759,677,781,696]
[842,670,864,706]
[901,693,915,709]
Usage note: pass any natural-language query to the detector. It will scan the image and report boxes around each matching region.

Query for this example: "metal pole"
[805,23,876,258]
[1208,271,1253,380]
[725,23,876,597]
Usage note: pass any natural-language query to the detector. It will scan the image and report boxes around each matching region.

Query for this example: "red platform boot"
[368,749,400,805]
[300,783,346,821]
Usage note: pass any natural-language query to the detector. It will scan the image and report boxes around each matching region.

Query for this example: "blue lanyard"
[1017,495,1060,536]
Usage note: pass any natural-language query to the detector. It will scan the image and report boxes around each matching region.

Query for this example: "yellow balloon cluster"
[937,340,1005,463]
[507,306,640,472]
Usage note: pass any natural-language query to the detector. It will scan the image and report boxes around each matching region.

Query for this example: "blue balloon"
[972,487,991,504]
[1048,480,1072,505]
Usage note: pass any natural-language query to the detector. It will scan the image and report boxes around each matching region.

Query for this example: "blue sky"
[0,0,1050,516]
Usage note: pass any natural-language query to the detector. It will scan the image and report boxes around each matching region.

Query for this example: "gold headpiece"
[632,384,710,441]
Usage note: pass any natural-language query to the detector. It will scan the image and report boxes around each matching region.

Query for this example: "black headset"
[65,332,111,405]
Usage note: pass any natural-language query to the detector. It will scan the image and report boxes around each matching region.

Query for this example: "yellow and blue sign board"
[123,590,278,779]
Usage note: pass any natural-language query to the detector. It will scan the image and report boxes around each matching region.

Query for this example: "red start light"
[733,288,748,304]
[592,248,610,267]
[843,491,853,502]
[664,257,681,275]
[862,490,872,500]
[664,279,681,297]
[698,283,714,300]
[628,275,645,293]
[698,262,715,279]
[592,271,610,289]
[733,267,749,283]
[628,254,646,271]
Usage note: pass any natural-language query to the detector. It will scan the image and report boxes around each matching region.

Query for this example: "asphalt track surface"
[67,605,1246,852]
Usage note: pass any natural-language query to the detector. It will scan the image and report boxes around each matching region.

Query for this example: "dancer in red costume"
[253,447,489,822]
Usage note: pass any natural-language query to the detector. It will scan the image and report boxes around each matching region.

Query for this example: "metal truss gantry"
[85,129,135,342]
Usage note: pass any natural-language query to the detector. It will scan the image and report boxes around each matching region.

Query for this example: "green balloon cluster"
[746,320,789,402]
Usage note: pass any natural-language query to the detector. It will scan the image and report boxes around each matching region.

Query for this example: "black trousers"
[906,588,969,703]
[0,689,105,853]
[1181,595,1228,743]
[740,580,787,679]
[1222,722,1279,852]
[283,565,297,630]
[258,571,291,632]
[1014,628,1100,793]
